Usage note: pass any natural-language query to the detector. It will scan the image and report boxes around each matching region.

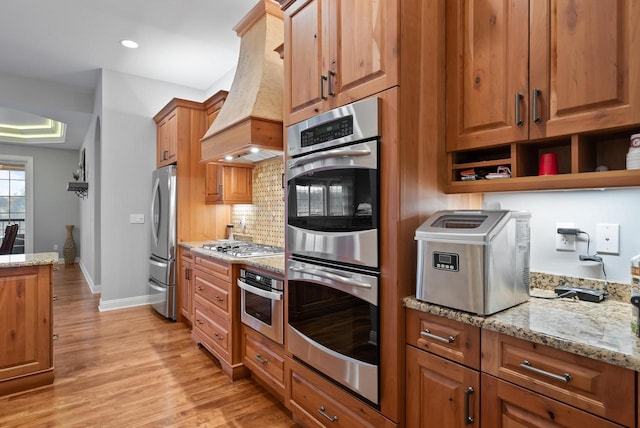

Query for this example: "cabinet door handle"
[327,70,336,96]
[218,184,223,194]
[185,268,191,280]
[464,386,474,425]
[520,360,572,382]
[162,150,169,160]
[255,354,268,364]
[514,93,524,127]
[420,328,455,344]
[320,74,328,100]
[532,88,542,123]
[317,406,338,422]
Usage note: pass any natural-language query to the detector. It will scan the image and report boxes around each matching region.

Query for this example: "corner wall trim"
[98,295,152,312]
[78,260,102,294]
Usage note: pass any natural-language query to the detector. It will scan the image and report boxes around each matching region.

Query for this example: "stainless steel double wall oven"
[286,98,381,406]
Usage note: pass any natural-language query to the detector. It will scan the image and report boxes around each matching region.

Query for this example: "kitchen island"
[0,252,58,396]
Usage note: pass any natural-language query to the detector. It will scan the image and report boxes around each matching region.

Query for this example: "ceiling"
[0,0,260,150]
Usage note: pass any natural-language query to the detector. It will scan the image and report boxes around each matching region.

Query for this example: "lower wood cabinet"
[191,255,247,380]
[0,264,54,396]
[178,248,193,325]
[242,326,288,403]
[406,346,480,427]
[288,358,396,428]
[481,374,621,428]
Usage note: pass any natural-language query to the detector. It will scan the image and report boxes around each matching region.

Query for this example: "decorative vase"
[63,225,76,264]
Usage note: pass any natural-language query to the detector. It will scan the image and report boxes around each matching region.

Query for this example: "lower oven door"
[287,258,379,405]
[238,279,284,345]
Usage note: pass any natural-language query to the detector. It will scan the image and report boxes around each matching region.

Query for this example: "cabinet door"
[179,252,192,323]
[284,0,330,125]
[535,0,640,137]
[446,0,529,151]
[157,111,178,167]
[0,266,52,382]
[204,163,224,204]
[406,346,480,428]
[481,374,621,428]
[222,166,252,204]
[329,0,398,110]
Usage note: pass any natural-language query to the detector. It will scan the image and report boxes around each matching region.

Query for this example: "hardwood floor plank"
[0,264,297,427]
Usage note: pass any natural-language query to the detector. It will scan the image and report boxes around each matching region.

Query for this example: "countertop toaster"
[415,210,531,315]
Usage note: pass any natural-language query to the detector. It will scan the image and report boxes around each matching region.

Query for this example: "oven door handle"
[290,266,372,289]
[288,148,371,169]
[237,279,283,301]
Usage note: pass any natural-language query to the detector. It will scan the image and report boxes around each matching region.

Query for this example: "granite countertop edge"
[180,241,284,275]
[403,295,640,372]
[0,252,59,268]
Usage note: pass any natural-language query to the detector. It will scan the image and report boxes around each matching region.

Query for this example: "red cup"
[539,153,558,175]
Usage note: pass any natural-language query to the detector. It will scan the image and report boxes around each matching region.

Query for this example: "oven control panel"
[300,116,354,147]
[432,251,459,272]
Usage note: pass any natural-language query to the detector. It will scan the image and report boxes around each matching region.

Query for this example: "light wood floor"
[0,264,297,427]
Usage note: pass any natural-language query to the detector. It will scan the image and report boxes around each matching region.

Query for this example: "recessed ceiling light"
[120,39,139,49]
[225,155,234,161]
[250,147,260,153]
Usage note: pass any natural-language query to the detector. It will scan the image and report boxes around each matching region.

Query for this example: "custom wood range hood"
[201,0,284,164]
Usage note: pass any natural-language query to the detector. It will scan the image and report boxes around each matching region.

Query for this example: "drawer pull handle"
[196,319,204,325]
[255,354,268,364]
[317,406,338,422]
[214,296,224,302]
[464,386,474,425]
[197,286,204,291]
[420,329,455,344]
[520,360,572,382]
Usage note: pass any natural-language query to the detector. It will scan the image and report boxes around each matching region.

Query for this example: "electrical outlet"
[596,223,619,254]
[555,222,576,251]
[53,244,58,251]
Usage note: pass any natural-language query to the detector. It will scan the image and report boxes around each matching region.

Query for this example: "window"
[0,164,25,253]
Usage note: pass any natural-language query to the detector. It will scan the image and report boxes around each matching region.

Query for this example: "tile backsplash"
[231,157,285,247]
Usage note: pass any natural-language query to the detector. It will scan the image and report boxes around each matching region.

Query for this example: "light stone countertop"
[180,241,284,275]
[0,252,58,268]
[404,288,640,372]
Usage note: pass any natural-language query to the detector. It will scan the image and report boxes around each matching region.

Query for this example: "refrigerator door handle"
[148,280,167,293]
[150,175,160,247]
[149,257,168,268]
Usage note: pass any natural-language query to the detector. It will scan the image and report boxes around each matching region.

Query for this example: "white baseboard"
[78,261,102,294]
[98,295,152,312]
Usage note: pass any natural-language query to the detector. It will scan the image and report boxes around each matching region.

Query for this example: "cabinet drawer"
[243,328,286,393]
[193,298,229,357]
[482,374,622,428]
[194,256,231,281]
[193,268,229,317]
[289,360,395,428]
[481,329,634,427]
[406,309,480,370]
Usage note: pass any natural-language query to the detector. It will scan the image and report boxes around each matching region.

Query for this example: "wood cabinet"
[156,109,178,167]
[0,264,54,396]
[405,310,481,428]
[481,329,634,427]
[481,374,621,428]
[283,0,398,125]
[445,0,640,193]
[204,164,252,205]
[242,326,288,402]
[191,255,248,380]
[288,358,396,428]
[179,247,193,325]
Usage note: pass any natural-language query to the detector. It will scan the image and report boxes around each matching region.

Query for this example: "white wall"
[484,188,640,283]
[96,69,206,310]
[0,143,80,255]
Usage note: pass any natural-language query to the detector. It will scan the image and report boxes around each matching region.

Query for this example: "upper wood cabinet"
[283,0,398,125]
[447,0,640,152]
[153,99,204,169]
[156,109,178,167]
[205,164,253,205]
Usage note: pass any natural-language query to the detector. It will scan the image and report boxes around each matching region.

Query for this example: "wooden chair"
[0,224,19,255]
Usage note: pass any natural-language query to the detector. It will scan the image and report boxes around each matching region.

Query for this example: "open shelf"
[445,125,640,193]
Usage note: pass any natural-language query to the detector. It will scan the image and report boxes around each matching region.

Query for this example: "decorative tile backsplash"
[231,157,285,247]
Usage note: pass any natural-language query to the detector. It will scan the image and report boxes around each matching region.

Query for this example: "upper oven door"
[286,140,379,268]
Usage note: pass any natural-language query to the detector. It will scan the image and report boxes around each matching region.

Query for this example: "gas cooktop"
[201,241,284,258]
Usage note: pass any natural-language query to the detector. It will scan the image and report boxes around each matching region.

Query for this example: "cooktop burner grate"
[201,241,284,258]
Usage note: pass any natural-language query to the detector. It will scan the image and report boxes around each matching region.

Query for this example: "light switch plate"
[596,223,619,254]
[129,214,145,224]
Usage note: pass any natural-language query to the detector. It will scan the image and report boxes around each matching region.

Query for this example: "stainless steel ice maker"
[415,210,531,315]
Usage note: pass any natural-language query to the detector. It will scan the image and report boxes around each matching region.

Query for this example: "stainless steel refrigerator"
[148,164,177,320]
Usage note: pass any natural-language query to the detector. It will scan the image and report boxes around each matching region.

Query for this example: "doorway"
[0,155,33,253]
